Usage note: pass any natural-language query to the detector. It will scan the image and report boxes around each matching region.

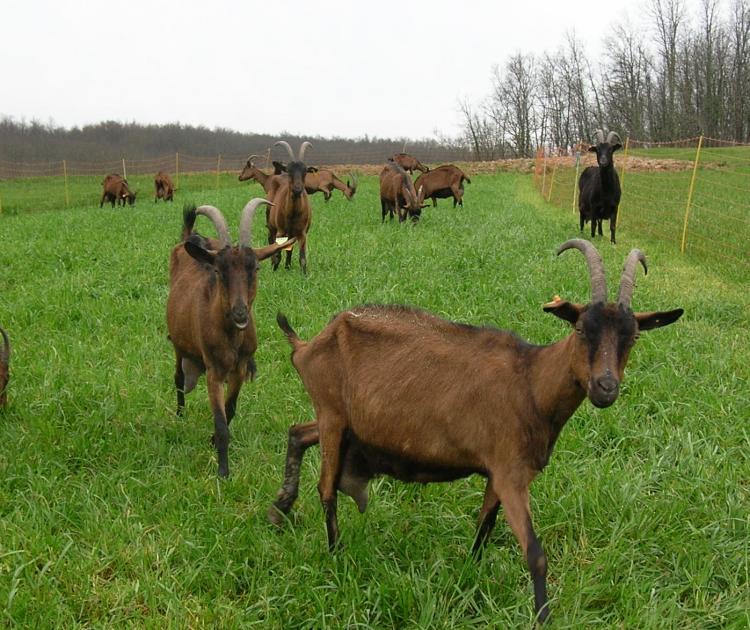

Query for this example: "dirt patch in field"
[316,155,700,177]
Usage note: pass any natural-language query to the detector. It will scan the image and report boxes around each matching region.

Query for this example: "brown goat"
[166,199,292,477]
[100,174,136,208]
[391,152,429,174]
[266,141,313,274]
[154,171,175,202]
[268,239,683,624]
[302,168,358,201]
[414,164,471,208]
[0,327,9,407]
[379,161,426,222]
[238,156,286,194]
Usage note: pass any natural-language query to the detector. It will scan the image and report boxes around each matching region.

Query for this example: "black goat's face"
[588,142,622,168]
[545,300,683,408]
[286,161,307,198]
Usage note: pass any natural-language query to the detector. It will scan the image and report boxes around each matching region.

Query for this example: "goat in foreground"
[0,327,9,407]
[578,129,622,243]
[268,239,683,624]
[166,200,291,477]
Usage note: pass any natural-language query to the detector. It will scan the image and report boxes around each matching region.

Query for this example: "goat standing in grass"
[167,199,291,477]
[578,129,622,243]
[266,141,313,274]
[268,239,683,624]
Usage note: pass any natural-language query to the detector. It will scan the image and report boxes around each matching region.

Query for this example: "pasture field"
[0,172,747,628]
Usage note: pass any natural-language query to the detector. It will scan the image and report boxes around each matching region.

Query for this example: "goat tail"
[182,204,197,241]
[463,175,472,185]
[276,313,304,350]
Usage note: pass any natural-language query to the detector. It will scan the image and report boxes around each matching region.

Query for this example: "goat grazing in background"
[379,161,427,222]
[0,327,9,407]
[100,174,136,208]
[268,239,683,624]
[154,171,175,203]
[578,129,622,244]
[303,168,358,202]
[391,152,429,174]
[414,164,471,208]
[266,141,313,274]
[166,200,292,477]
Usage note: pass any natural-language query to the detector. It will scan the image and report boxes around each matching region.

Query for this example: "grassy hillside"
[0,173,747,627]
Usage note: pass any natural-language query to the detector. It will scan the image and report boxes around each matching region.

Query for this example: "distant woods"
[459,0,750,158]
[0,118,471,167]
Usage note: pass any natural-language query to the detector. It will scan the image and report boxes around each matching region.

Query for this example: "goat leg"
[207,370,230,477]
[174,352,186,416]
[500,483,549,625]
[472,480,501,558]
[224,370,245,425]
[268,421,320,526]
[318,420,345,550]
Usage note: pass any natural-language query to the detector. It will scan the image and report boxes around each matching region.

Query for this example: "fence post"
[175,152,179,189]
[63,160,70,208]
[616,136,630,229]
[265,148,271,170]
[547,160,558,202]
[122,157,127,180]
[541,150,547,197]
[216,154,221,191]
[572,150,581,212]
[681,135,703,254]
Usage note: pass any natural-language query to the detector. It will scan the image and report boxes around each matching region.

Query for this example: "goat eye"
[575,326,584,337]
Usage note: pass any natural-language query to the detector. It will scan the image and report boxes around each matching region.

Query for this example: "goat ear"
[272,161,287,173]
[253,237,297,261]
[306,166,318,173]
[612,143,623,152]
[588,145,597,153]
[634,308,683,331]
[543,299,584,324]
[184,237,217,265]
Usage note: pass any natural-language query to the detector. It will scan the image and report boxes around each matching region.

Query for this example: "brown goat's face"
[238,161,255,181]
[286,161,307,198]
[588,142,622,169]
[214,248,258,330]
[546,301,683,408]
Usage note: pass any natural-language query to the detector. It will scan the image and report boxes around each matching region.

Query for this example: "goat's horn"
[298,141,312,162]
[556,239,608,304]
[196,205,232,248]
[0,327,9,367]
[239,198,273,248]
[246,154,259,164]
[594,129,605,144]
[606,131,621,145]
[349,172,358,190]
[274,141,295,161]
[616,249,647,308]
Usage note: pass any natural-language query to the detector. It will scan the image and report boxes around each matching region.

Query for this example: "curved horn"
[0,327,9,368]
[196,205,231,248]
[594,129,605,144]
[556,239,608,304]
[349,171,358,192]
[246,154,259,164]
[239,198,273,248]
[274,141,295,161]
[298,141,312,162]
[606,131,622,145]
[616,249,648,308]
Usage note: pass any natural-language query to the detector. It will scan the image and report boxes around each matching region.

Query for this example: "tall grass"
[0,173,747,627]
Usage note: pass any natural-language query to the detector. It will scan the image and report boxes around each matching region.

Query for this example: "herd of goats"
[0,132,683,624]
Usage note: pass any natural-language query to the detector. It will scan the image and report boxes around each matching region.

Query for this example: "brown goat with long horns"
[268,239,683,624]
[0,327,9,407]
[266,140,313,274]
[166,199,292,477]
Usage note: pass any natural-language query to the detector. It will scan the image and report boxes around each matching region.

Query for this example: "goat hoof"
[218,465,229,478]
[267,505,286,527]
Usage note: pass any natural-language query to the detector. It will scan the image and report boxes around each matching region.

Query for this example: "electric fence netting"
[534,137,750,272]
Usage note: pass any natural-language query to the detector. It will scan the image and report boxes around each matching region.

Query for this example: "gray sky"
[2,0,664,140]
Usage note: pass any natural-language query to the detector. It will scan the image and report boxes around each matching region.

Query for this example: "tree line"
[459,0,750,159]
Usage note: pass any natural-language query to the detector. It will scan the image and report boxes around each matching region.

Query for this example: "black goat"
[578,130,622,244]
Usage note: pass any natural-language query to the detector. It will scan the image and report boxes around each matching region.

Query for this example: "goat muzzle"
[588,373,620,408]
[231,304,250,330]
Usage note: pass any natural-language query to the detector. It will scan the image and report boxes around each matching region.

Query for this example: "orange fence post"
[681,135,704,253]
[122,158,127,180]
[63,160,70,208]
[541,150,547,197]
[616,137,630,229]
[547,160,558,202]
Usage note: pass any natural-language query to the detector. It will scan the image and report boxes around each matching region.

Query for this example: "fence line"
[533,135,749,271]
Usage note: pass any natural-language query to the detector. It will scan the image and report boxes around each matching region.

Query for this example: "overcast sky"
[2,0,685,140]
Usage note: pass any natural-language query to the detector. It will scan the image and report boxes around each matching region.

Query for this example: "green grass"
[0,173,748,628]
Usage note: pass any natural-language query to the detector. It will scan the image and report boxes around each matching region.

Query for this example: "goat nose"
[232,305,248,319]
[596,375,618,393]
